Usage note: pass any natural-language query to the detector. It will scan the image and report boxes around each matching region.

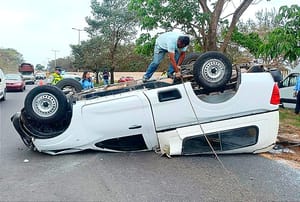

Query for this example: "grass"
[279,108,300,128]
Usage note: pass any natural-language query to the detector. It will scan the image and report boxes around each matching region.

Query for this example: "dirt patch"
[261,122,300,169]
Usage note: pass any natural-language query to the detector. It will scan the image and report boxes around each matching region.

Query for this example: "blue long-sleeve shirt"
[294,76,300,91]
[81,79,94,90]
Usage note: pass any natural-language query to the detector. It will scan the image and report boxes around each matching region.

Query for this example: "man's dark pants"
[295,92,300,114]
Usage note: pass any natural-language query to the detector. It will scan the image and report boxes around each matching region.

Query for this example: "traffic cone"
[38,80,44,86]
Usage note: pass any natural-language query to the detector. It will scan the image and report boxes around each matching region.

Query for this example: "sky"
[0,0,298,66]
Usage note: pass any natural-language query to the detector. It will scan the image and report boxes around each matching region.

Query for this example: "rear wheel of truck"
[193,51,232,91]
[182,52,202,65]
[55,78,83,94]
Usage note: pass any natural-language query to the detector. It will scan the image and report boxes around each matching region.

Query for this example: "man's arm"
[168,52,180,72]
[177,52,186,66]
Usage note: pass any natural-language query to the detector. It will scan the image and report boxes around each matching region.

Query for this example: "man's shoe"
[142,76,149,83]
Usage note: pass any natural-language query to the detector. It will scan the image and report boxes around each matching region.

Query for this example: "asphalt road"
[0,85,299,202]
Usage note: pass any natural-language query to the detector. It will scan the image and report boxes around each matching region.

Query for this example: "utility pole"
[51,50,59,67]
[72,27,84,45]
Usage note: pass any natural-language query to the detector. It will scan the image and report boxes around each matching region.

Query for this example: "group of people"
[50,67,110,90]
[80,70,110,89]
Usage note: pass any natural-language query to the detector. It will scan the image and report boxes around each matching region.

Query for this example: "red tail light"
[270,83,280,105]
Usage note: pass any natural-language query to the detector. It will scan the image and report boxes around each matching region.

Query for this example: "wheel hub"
[43,102,49,107]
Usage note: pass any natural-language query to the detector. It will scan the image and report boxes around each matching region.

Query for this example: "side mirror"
[0,78,2,82]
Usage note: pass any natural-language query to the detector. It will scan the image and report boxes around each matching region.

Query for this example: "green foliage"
[279,108,300,128]
[134,33,157,56]
[35,64,45,71]
[0,48,23,73]
[231,29,263,57]
[129,0,254,52]
[71,36,108,71]
[85,0,139,83]
[260,5,300,62]
[129,0,205,43]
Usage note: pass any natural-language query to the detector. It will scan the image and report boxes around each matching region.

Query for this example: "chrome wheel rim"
[202,59,225,83]
[32,92,58,118]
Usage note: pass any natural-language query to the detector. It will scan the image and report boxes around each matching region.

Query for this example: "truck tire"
[193,51,232,91]
[182,52,202,65]
[24,85,69,123]
[268,68,282,83]
[56,78,83,93]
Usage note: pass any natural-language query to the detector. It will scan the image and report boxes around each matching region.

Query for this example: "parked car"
[5,74,26,92]
[0,68,6,101]
[11,52,280,156]
[279,72,300,108]
[118,76,134,83]
[35,72,46,80]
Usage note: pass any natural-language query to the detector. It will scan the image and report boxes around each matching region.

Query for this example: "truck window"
[182,126,258,154]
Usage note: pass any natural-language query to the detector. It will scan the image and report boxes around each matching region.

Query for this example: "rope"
[179,76,229,172]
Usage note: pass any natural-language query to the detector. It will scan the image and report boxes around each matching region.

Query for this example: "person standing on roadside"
[50,67,63,85]
[142,32,190,82]
[294,75,300,114]
[81,71,94,90]
[102,69,110,85]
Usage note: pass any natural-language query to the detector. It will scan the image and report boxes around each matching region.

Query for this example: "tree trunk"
[110,49,115,84]
[198,0,254,52]
[220,0,254,52]
[207,0,225,51]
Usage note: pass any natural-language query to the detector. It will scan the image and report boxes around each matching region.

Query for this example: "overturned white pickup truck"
[11,52,280,155]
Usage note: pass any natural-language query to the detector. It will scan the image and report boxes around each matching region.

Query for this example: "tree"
[71,37,110,84]
[48,56,75,72]
[0,48,23,73]
[85,0,139,83]
[230,4,299,69]
[35,64,46,71]
[259,5,300,63]
[129,0,255,52]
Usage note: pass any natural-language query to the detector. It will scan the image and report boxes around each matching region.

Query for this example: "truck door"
[279,73,299,108]
[143,84,197,131]
[81,93,158,151]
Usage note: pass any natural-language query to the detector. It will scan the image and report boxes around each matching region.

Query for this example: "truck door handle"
[129,125,142,129]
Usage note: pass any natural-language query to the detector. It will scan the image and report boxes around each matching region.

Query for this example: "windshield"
[6,74,22,81]
[21,72,33,76]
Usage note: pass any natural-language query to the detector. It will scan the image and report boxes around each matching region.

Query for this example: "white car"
[11,52,280,155]
[279,72,300,108]
[0,68,6,101]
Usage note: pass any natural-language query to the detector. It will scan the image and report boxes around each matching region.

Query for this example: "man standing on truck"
[142,32,190,82]
[294,75,300,114]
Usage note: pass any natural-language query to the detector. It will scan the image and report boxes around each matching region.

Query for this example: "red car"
[118,76,134,83]
[5,74,26,92]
